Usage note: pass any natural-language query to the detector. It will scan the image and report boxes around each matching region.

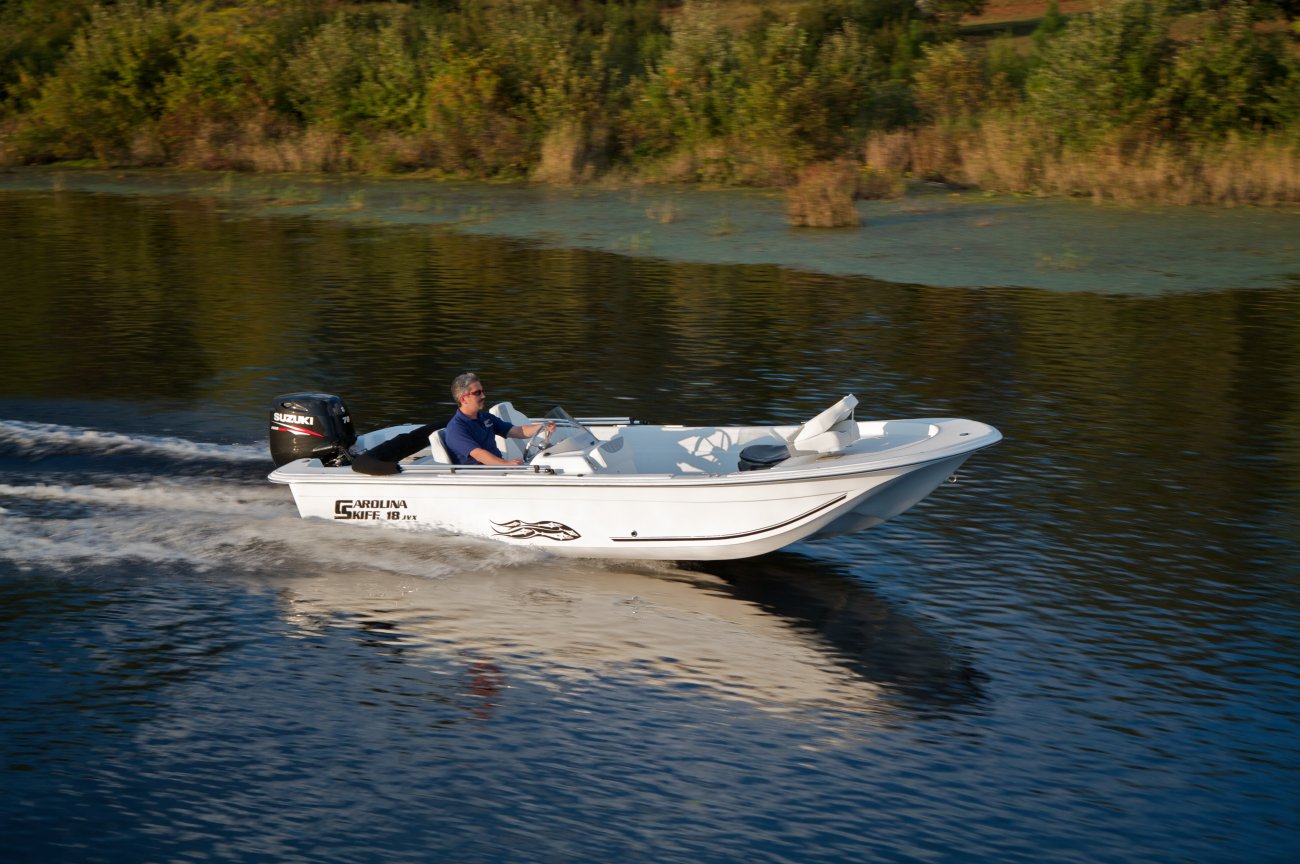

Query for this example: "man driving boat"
[445,372,551,465]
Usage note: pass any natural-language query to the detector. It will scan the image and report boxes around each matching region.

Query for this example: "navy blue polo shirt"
[445,411,514,464]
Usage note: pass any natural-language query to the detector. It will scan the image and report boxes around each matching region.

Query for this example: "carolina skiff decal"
[491,519,581,541]
[335,499,415,521]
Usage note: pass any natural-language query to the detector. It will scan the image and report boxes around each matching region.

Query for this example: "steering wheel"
[523,421,555,462]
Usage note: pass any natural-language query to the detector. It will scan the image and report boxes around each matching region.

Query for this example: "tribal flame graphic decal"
[491,519,581,541]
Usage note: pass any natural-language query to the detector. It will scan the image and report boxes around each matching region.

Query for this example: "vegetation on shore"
[1,0,1298,209]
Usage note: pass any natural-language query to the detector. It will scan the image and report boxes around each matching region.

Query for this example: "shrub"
[533,119,603,183]
[425,51,530,175]
[623,1,741,157]
[732,19,817,165]
[154,5,298,164]
[786,159,861,227]
[1026,0,1174,147]
[627,10,888,179]
[0,0,98,116]
[806,22,883,151]
[21,0,180,162]
[351,17,426,131]
[284,17,357,128]
[490,3,610,175]
[913,40,986,125]
[1152,0,1297,138]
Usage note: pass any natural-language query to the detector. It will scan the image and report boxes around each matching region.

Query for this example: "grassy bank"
[863,119,1300,206]
[1,0,1298,209]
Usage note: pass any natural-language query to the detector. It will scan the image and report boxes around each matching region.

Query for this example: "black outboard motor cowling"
[269,393,356,467]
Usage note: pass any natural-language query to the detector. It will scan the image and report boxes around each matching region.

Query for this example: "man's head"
[451,372,486,411]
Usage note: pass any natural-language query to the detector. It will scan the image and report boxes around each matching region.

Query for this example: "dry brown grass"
[944,115,1040,193]
[786,159,861,227]
[862,118,1300,206]
[161,110,350,174]
[863,130,913,176]
[245,127,348,173]
[856,164,906,199]
[635,139,796,187]
[1196,135,1300,205]
[532,121,603,184]
[351,132,434,174]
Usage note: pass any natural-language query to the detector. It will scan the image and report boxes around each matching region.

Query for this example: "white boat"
[267,393,1000,561]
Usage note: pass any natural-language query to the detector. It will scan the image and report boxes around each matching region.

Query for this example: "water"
[1,172,1298,863]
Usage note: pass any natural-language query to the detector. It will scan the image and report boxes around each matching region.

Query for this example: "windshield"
[538,406,597,456]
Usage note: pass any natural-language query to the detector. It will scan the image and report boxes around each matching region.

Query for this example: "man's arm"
[469,447,518,466]
[507,422,543,439]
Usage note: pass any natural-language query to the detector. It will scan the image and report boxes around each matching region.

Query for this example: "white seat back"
[489,401,531,461]
[588,435,636,474]
[790,395,860,455]
[428,428,453,464]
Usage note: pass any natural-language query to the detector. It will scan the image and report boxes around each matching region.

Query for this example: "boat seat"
[788,395,860,455]
[588,435,637,474]
[490,401,530,461]
[428,428,453,464]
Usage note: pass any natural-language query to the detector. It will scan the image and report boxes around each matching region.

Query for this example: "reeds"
[785,160,860,228]
[531,122,603,185]
[861,119,1300,207]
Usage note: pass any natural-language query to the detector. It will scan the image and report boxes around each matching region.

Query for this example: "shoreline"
[5,164,1297,296]
[3,1,1296,209]
[9,119,1300,210]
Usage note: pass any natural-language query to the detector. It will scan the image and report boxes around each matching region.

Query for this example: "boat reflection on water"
[274,550,984,719]
[696,552,988,715]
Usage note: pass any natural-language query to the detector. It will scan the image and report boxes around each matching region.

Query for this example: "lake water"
[2,170,1298,863]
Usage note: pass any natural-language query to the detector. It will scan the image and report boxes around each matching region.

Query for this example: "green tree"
[0,0,98,115]
[486,4,605,133]
[1153,0,1296,137]
[732,19,815,161]
[424,47,530,174]
[624,1,741,155]
[1033,0,1067,52]
[352,15,426,130]
[913,39,986,124]
[1026,0,1174,146]
[160,5,291,120]
[809,22,882,141]
[284,16,354,128]
[22,0,179,161]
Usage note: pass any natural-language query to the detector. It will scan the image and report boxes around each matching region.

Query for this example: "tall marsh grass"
[869,118,1300,205]
[786,160,861,227]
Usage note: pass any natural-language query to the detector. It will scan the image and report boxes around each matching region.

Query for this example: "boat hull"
[269,415,997,560]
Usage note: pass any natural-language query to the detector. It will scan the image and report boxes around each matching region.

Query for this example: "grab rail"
[400,463,555,475]
[575,416,636,426]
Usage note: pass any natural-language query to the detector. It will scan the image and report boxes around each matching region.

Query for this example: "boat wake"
[0,418,266,463]
[0,475,544,578]
[0,418,541,579]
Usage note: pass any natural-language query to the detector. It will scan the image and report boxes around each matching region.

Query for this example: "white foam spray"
[0,418,265,462]
[0,472,536,580]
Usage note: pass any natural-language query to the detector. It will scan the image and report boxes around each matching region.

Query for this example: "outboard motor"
[269,393,356,467]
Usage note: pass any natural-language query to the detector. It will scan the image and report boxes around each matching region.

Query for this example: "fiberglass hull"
[268,417,999,561]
